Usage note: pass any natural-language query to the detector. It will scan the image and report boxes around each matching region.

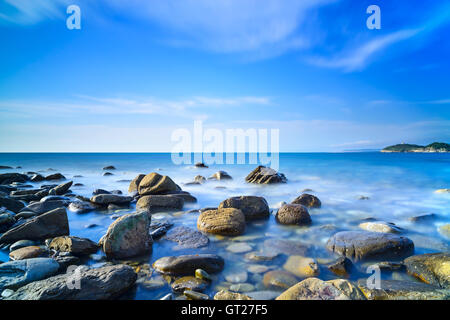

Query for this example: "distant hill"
[381,142,450,153]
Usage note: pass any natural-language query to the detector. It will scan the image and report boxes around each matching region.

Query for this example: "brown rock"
[197,208,245,236]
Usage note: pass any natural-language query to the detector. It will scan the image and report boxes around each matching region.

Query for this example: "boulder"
[30,174,45,182]
[164,226,209,249]
[214,290,253,300]
[0,208,69,244]
[20,200,67,215]
[197,208,246,236]
[194,175,206,183]
[403,252,450,289]
[68,201,95,214]
[326,231,414,262]
[128,174,146,195]
[0,211,16,232]
[138,172,181,196]
[276,204,312,226]
[90,194,133,206]
[153,254,224,276]
[283,256,320,278]
[49,181,73,196]
[327,256,353,277]
[9,240,36,252]
[6,264,137,300]
[0,258,60,290]
[48,236,99,256]
[0,196,25,213]
[9,246,47,260]
[263,270,298,290]
[163,190,197,203]
[0,173,28,185]
[195,162,208,168]
[219,196,270,221]
[291,193,321,208]
[45,173,66,181]
[103,166,116,170]
[245,166,286,184]
[208,171,232,180]
[136,195,184,213]
[358,221,403,234]
[101,211,152,259]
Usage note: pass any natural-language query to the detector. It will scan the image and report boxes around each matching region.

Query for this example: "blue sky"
[0,0,449,152]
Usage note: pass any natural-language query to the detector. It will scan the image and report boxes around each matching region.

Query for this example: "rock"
[45,173,65,181]
[164,190,197,203]
[153,254,225,276]
[326,231,414,262]
[357,279,450,300]
[20,200,67,215]
[172,276,208,293]
[52,252,80,270]
[92,189,111,195]
[291,194,321,208]
[283,256,320,278]
[209,171,232,180]
[0,166,13,169]
[276,204,312,226]
[9,246,47,260]
[229,283,254,293]
[149,221,173,239]
[263,270,298,290]
[138,172,181,196]
[0,196,25,213]
[1,289,14,298]
[10,240,36,252]
[264,239,308,256]
[195,162,208,168]
[219,196,270,221]
[103,166,116,170]
[101,211,152,259]
[49,181,73,196]
[0,258,60,290]
[30,174,45,182]
[246,290,280,300]
[358,221,403,234]
[245,166,286,184]
[128,174,146,195]
[197,208,245,236]
[6,264,137,300]
[403,252,450,289]
[103,172,113,176]
[328,256,353,277]
[194,175,206,183]
[225,270,248,283]
[438,224,450,239]
[164,226,209,249]
[0,173,28,185]
[276,278,366,300]
[214,290,253,300]
[136,195,184,213]
[90,194,133,206]
[0,208,69,244]
[0,212,15,232]
[184,290,210,300]
[358,196,370,200]
[408,213,438,223]
[40,195,70,203]
[49,236,99,256]
[245,251,279,262]
[195,269,212,282]
[434,188,450,194]
[226,243,252,253]
[68,201,95,214]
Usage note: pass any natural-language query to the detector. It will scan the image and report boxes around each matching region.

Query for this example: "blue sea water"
[0,152,449,299]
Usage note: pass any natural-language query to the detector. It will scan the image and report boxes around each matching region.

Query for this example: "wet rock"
[358,221,403,234]
[10,240,36,252]
[0,196,25,213]
[408,234,449,252]
[276,204,312,226]
[48,181,73,196]
[153,254,225,276]
[68,201,95,214]
[408,213,438,223]
[195,269,212,282]
[291,193,321,208]
[0,166,13,169]
[208,171,232,180]
[0,211,16,233]
[49,236,99,256]
[30,174,45,182]
[164,226,209,249]
[20,200,68,215]
[195,162,208,168]
[276,278,366,300]
[40,195,71,203]
[184,290,210,300]
[219,196,270,221]
[264,239,308,256]
[245,251,279,262]
[45,173,65,181]
[434,188,450,194]
[0,258,60,290]
[246,290,280,300]
[438,224,450,240]
[403,252,450,289]
[6,264,137,300]
[326,231,414,262]
[357,279,449,300]
[0,173,28,185]
[245,166,287,184]
[370,261,404,272]
[263,270,298,290]
[358,196,370,200]
[164,190,197,203]
[136,195,184,213]
[51,251,80,270]
[128,174,146,195]
[328,256,353,277]
[149,221,173,239]
[224,270,248,283]
[9,246,47,260]
[101,211,152,259]
[283,256,320,278]
[214,290,253,300]
[0,208,69,244]
[138,172,181,196]
[226,243,252,253]
[172,276,208,293]
[197,208,245,236]
[90,194,133,206]
[92,189,111,195]
[103,166,116,170]
[194,175,206,183]
[229,283,254,293]
[103,172,114,176]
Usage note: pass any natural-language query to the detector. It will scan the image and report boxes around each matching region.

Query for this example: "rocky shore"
[0,164,449,300]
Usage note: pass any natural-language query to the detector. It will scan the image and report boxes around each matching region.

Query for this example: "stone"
[164,190,197,203]
[92,189,111,195]
[103,172,113,176]
[103,166,116,170]
[48,181,73,196]
[195,269,212,282]
[328,256,353,277]
[0,196,25,213]
[276,204,312,226]
[90,194,133,205]
[0,208,69,244]
[194,175,206,183]
[136,195,184,212]
[358,221,403,234]
[403,252,450,289]
[101,211,152,259]
[0,212,15,232]
[263,270,298,290]
[209,171,232,180]
[20,200,67,215]
[30,174,45,182]
[357,279,450,300]
[138,172,181,196]
[408,213,438,223]
[214,290,253,300]
[45,173,65,181]
[224,270,248,283]
[291,193,321,208]
[9,246,47,260]
[283,256,320,278]
[0,173,28,185]
[153,254,225,276]
[68,201,95,214]
[438,224,450,239]
[10,240,36,252]
[264,239,308,256]
[226,243,253,253]
[276,277,366,300]
[184,290,210,300]
[128,174,146,195]
[195,162,208,168]
[6,264,137,300]
[245,166,287,184]
[219,196,270,221]
[0,258,60,290]
[245,251,279,262]
[326,231,414,262]
[172,276,208,293]
[197,208,245,236]
[49,236,99,256]
[165,226,209,249]
[434,188,450,194]
[246,290,280,300]
[229,283,254,293]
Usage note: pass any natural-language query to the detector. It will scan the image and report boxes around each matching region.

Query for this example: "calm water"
[1,153,449,299]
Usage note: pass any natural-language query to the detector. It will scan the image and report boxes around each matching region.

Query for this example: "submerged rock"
[219,196,270,221]
[138,172,181,196]
[403,252,450,289]
[291,193,321,208]
[153,254,225,276]
[327,256,353,277]
[408,213,438,223]
[358,221,403,234]
[49,236,99,256]
[90,194,133,206]
[276,204,312,226]
[326,231,414,262]
[136,195,184,212]
[172,276,208,293]
[164,226,209,249]
[283,256,320,278]
[264,239,308,256]
[263,270,298,290]
[20,200,68,215]
[245,166,287,184]
[45,173,65,181]
[214,290,253,300]
[0,196,25,213]
[438,224,450,240]
[68,201,95,214]
[197,208,245,236]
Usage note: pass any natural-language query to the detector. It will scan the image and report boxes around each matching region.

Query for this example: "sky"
[0,0,449,152]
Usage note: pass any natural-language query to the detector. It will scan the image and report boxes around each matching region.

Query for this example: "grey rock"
[165,226,209,249]
[219,196,270,221]
[153,254,225,276]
